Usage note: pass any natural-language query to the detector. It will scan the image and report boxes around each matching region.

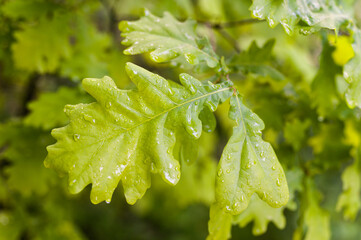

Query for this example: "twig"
[198,19,266,29]
[215,28,241,53]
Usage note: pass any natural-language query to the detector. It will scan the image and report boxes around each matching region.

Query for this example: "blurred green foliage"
[1,0,361,239]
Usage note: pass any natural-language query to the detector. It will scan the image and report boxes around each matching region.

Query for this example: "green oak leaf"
[0,123,55,196]
[284,119,311,151]
[45,63,232,204]
[215,95,289,215]
[250,0,349,35]
[119,10,219,68]
[336,155,361,220]
[25,87,92,130]
[344,28,361,109]
[302,177,331,240]
[229,39,285,81]
[233,194,286,236]
[59,18,112,81]
[206,204,232,240]
[11,14,71,73]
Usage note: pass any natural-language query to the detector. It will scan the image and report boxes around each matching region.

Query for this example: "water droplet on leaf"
[73,134,80,141]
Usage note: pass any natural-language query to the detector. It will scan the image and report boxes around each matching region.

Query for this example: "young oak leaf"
[25,87,92,130]
[302,177,331,240]
[215,95,289,215]
[233,194,286,236]
[11,14,72,73]
[45,63,232,205]
[336,154,361,220]
[311,40,342,117]
[250,0,349,35]
[229,39,285,81]
[119,10,219,68]
[206,203,232,240]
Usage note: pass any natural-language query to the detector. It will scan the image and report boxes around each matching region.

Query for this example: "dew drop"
[105,199,111,204]
[83,114,95,123]
[241,195,245,202]
[73,134,80,141]
[105,101,112,109]
[227,154,231,160]
[226,169,230,174]
[272,165,276,170]
[167,148,172,154]
[217,169,223,177]
[276,178,281,186]
[246,164,251,169]
[221,179,225,183]
[233,202,239,209]
[168,89,175,96]
[262,191,267,199]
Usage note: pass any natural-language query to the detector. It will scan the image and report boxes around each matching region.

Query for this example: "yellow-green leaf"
[45,63,232,205]
[119,10,219,68]
[215,95,289,215]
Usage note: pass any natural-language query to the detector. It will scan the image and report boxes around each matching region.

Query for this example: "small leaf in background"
[215,95,288,215]
[336,157,361,220]
[207,204,232,240]
[11,14,72,73]
[25,87,93,130]
[328,35,355,66]
[0,123,55,196]
[311,40,342,117]
[119,10,219,68]
[302,177,331,240]
[284,119,311,151]
[337,120,361,220]
[59,18,111,81]
[45,63,232,204]
[230,39,285,81]
[233,194,286,236]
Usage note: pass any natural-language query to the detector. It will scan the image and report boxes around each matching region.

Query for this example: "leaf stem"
[198,19,266,29]
[215,28,241,53]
